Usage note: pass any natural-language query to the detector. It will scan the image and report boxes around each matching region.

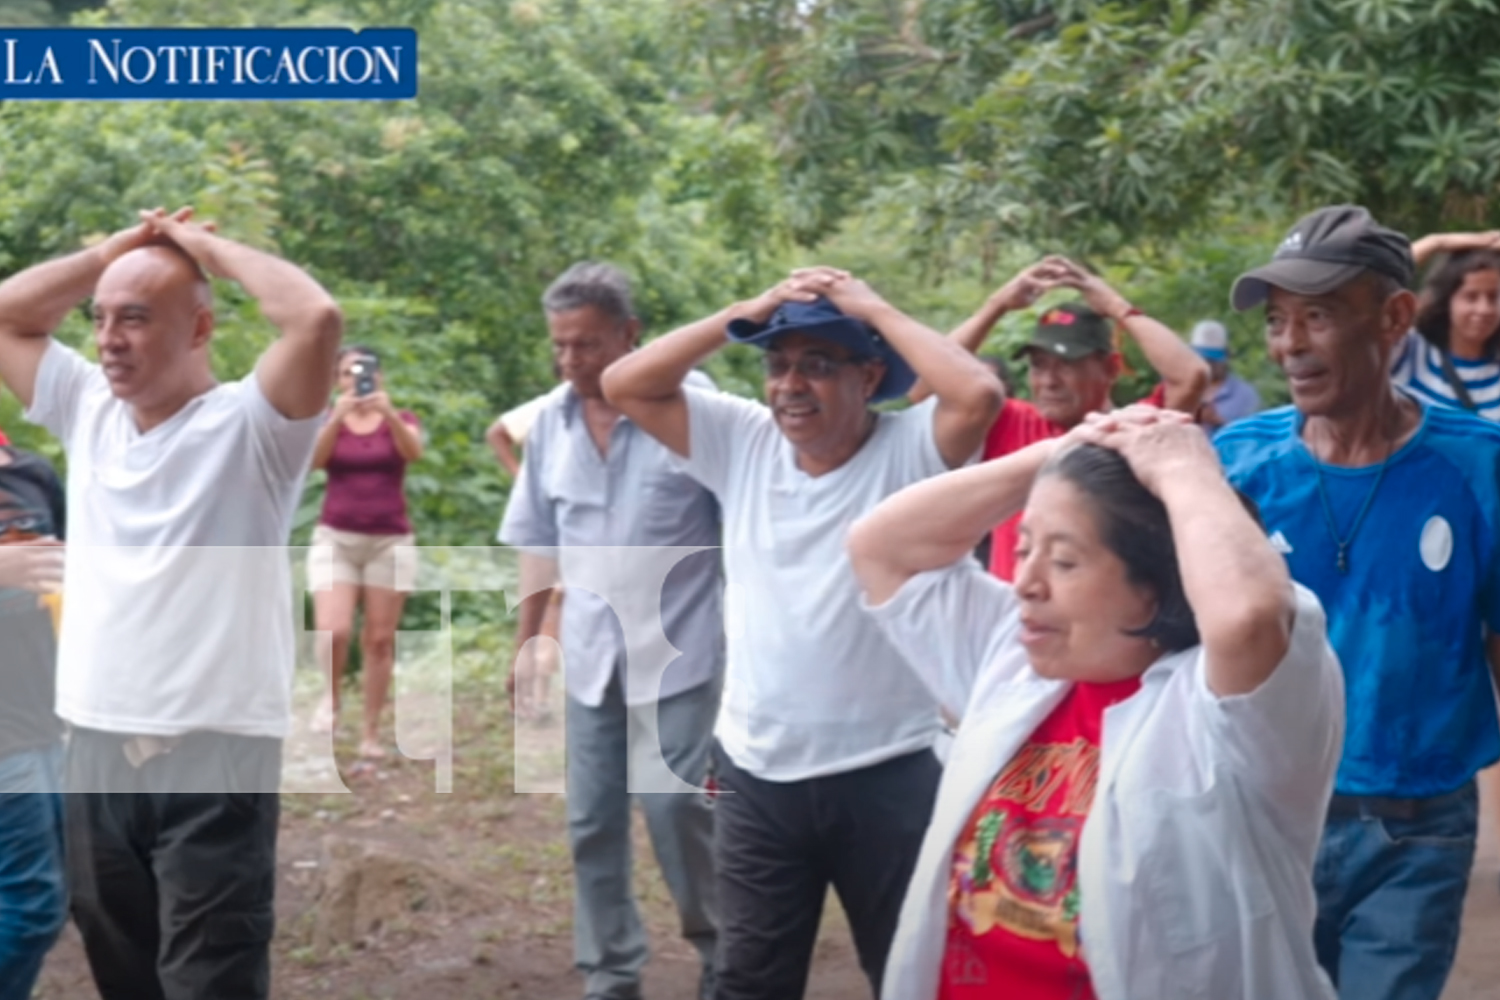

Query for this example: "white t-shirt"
[26,341,321,738]
[680,388,948,781]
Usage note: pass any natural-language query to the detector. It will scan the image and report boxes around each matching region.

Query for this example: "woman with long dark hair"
[1393,232,1500,418]
[308,345,423,760]
[849,406,1342,1000]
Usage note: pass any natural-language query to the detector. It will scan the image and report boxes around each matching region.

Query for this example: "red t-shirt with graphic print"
[984,384,1166,581]
[939,676,1141,1000]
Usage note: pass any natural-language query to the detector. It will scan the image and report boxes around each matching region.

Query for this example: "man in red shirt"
[939,256,1209,580]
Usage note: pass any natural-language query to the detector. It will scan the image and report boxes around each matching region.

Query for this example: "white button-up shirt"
[867,559,1342,1000]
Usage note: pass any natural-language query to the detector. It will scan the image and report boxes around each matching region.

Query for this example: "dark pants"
[711,741,941,1000]
[1313,781,1477,1000]
[65,728,282,1000]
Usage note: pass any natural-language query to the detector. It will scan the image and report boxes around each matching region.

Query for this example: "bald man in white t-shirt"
[0,207,342,1000]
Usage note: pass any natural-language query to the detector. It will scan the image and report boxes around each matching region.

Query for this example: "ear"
[189,306,214,351]
[1101,351,1124,380]
[861,359,886,402]
[1380,289,1417,352]
[623,317,643,349]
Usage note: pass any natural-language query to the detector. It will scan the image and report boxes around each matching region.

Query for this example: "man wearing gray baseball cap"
[1216,205,1500,1000]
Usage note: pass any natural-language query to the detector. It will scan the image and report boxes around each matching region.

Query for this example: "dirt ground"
[33,682,868,1000]
[31,680,1500,999]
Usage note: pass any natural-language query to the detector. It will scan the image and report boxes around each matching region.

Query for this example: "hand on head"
[1065,406,1217,496]
[992,255,1130,319]
[991,259,1071,311]
[743,266,892,325]
[138,206,218,254]
[96,207,219,274]
[741,267,847,324]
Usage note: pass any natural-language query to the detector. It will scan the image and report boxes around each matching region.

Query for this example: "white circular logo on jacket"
[1420,516,1453,572]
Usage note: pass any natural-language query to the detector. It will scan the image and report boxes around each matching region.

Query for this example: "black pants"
[65,728,281,1000]
[711,741,941,1000]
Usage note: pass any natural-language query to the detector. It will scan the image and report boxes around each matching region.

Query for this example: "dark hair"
[337,344,380,365]
[542,262,635,324]
[1415,251,1500,357]
[1039,445,1261,653]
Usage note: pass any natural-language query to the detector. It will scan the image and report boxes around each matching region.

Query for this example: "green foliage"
[6,0,1497,595]
[692,0,1500,257]
[0,0,792,561]
[0,0,105,25]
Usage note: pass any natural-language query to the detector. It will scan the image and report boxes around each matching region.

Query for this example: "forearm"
[1412,235,1446,267]
[513,593,549,651]
[386,412,423,461]
[602,308,731,404]
[513,553,560,652]
[1159,467,1291,662]
[191,234,340,335]
[909,294,1011,404]
[0,245,106,340]
[863,301,1002,416]
[486,421,521,474]
[1121,314,1209,412]
[850,438,1058,601]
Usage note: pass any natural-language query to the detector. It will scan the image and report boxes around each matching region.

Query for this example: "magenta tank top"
[319,411,419,535]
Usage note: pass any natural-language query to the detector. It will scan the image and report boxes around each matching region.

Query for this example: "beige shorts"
[307,524,417,592]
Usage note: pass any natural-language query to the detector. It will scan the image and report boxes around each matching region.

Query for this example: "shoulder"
[685,383,770,425]
[1412,405,1500,490]
[1214,407,1299,450]
[1420,401,1500,443]
[983,398,1055,459]
[524,384,576,434]
[1213,407,1301,478]
[875,396,940,443]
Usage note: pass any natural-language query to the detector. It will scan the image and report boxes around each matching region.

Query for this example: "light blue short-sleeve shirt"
[498,373,724,708]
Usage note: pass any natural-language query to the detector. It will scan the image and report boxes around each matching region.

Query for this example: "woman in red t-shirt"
[308,346,424,760]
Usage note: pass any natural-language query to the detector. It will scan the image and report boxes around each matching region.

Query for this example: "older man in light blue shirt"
[498,262,722,1000]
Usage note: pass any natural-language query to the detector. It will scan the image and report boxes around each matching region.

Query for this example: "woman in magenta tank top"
[308,346,424,760]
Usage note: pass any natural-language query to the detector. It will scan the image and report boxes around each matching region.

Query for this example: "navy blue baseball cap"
[726,297,916,404]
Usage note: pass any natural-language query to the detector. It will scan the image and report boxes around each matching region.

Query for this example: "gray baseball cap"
[1231,205,1414,311]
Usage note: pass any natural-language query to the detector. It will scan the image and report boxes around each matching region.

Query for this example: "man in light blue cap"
[1190,319,1261,434]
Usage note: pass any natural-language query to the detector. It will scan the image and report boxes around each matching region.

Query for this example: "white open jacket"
[866,565,1343,1000]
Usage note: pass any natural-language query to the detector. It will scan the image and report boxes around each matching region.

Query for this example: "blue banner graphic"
[0,27,417,100]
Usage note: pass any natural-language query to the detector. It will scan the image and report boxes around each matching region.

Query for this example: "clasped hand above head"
[737,266,895,325]
[989,255,1133,319]
[91,206,218,271]
[1061,405,1220,496]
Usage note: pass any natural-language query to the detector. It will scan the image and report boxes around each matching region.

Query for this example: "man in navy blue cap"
[1217,205,1500,1000]
[602,267,1002,1000]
